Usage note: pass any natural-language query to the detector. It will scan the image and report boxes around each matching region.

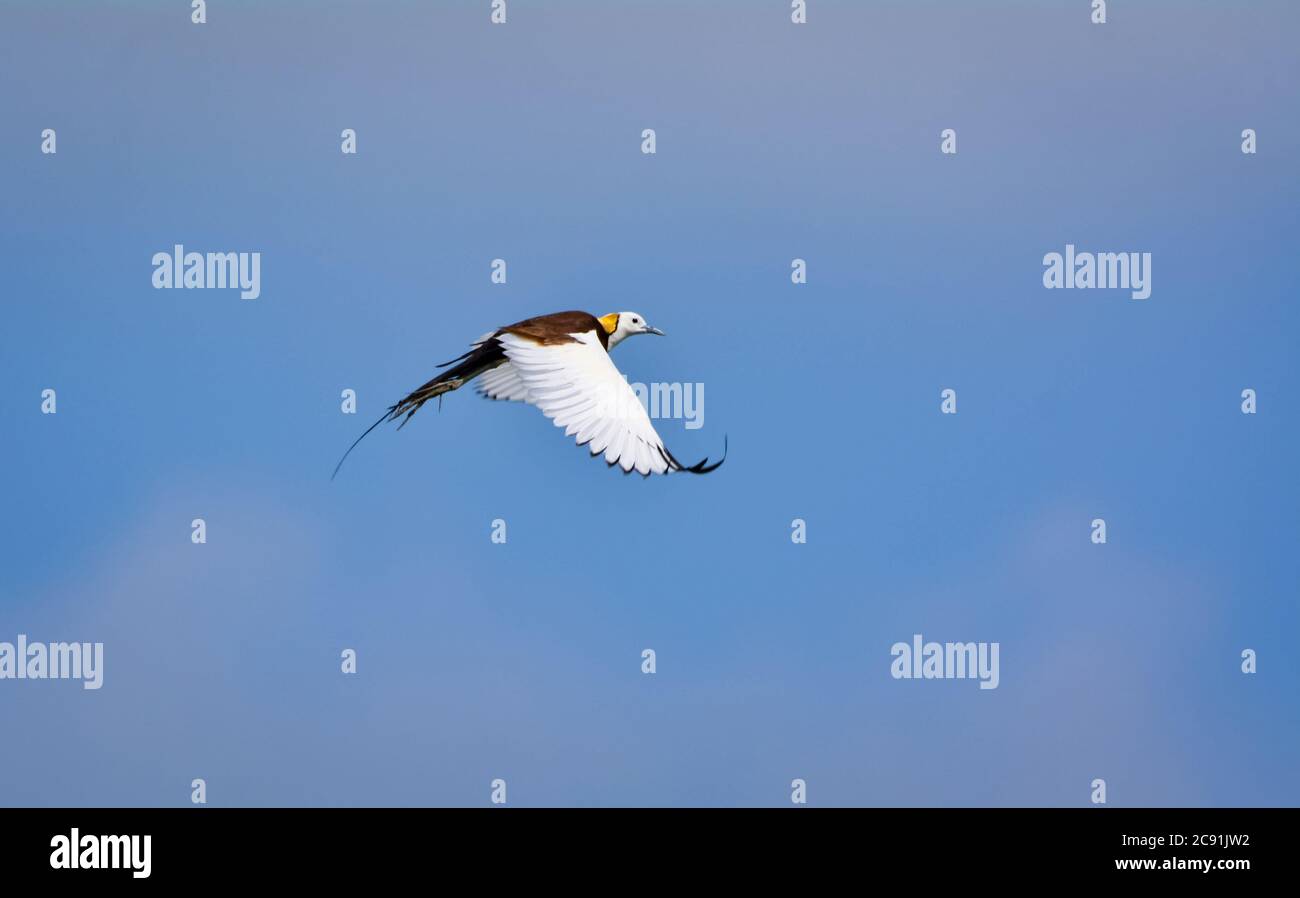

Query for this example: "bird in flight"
[332,311,726,479]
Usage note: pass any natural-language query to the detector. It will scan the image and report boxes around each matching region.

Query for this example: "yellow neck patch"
[598,313,620,335]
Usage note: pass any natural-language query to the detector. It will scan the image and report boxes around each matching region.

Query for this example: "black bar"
[0,808,1284,883]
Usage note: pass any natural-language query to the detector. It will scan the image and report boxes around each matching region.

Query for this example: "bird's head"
[600,311,665,348]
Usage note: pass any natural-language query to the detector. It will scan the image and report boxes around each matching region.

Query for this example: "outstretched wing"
[498,330,724,476]
[475,361,532,403]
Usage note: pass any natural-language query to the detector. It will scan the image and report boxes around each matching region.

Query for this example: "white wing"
[459,331,531,403]
[498,330,686,475]
[475,361,532,403]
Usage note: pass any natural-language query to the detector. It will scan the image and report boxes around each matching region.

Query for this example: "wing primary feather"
[661,434,728,475]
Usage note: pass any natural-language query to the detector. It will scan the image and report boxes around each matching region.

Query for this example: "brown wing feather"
[500,310,608,349]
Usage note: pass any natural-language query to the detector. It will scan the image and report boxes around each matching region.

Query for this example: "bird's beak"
[645,326,665,336]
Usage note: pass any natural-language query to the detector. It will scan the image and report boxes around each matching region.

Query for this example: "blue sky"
[1,0,1297,806]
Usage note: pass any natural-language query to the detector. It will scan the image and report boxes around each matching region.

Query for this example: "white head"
[600,311,665,349]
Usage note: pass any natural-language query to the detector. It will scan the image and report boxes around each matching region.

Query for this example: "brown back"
[499,310,608,349]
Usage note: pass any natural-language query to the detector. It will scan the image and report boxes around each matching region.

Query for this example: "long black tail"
[330,410,391,481]
[330,338,507,480]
